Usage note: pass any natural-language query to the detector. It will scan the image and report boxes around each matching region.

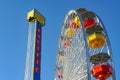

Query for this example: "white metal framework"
[54,8,116,80]
[24,21,37,80]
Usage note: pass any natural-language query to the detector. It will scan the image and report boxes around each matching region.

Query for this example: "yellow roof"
[27,9,45,26]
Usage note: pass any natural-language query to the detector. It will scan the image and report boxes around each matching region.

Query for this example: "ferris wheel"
[54,8,116,80]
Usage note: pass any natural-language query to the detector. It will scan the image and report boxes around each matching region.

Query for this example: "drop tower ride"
[24,9,45,80]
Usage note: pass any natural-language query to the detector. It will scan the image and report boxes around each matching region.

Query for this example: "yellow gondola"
[87,33,105,48]
[74,16,81,28]
[65,27,75,38]
[59,56,64,62]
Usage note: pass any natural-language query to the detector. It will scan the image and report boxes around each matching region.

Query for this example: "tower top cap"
[27,9,45,26]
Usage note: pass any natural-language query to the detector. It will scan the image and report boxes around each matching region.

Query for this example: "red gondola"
[58,72,63,78]
[83,18,96,29]
[92,63,112,80]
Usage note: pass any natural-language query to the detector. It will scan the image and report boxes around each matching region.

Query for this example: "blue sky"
[0,0,120,80]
